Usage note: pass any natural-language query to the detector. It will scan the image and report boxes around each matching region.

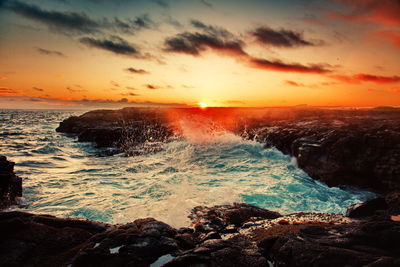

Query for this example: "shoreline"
[1,107,399,266]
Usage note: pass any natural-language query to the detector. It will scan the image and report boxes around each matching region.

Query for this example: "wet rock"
[261,217,400,267]
[251,115,400,192]
[0,156,22,209]
[164,236,267,267]
[189,203,281,233]
[0,211,108,267]
[70,218,182,267]
[56,108,173,153]
[346,197,388,218]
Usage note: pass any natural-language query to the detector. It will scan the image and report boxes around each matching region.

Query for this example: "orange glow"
[198,102,208,109]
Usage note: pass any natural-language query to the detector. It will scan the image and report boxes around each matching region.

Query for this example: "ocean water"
[0,109,375,227]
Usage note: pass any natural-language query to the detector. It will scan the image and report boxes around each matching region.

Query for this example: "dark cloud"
[190,20,233,38]
[164,32,246,56]
[146,84,160,90]
[66,86,87,93]
[121,92,140,96]
[32,87,45,92]
[252,27,318,48]
[110,81,120,87]
[164,21,245,56]
[164,22,333,75]
[329,73,400,84]
[3,0,100,34]
[1,0,154,35]
[125,67,149,74]
[285,80,305,87]
[200,0,213,9]
[155,0,169,8]
[353,73,400,84]
[80,36,139,56]
[36,47,66,57]
[249,58,331,74]
[326,0,400,27]
[0,87,18,94]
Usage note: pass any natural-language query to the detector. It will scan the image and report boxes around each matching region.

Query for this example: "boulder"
[0,156,22,209]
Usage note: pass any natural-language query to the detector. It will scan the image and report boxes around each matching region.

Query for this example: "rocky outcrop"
[56,108,173,154]
[57,107,400,192]
[0,156,22,209]
[247,112,400,192]
[2,200,399,267]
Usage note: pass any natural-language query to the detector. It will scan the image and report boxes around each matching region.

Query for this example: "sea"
[0,109,375,227]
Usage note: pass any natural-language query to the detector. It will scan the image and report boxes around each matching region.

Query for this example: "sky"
[0,0,400,109]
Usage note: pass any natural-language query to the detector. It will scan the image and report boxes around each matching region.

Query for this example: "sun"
[198,102,208,109]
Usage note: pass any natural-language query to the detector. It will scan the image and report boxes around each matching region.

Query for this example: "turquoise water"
[0,110,375,227]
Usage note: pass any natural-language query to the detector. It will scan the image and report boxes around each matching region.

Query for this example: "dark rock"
[0,211,108,267]
[164,236,267,267]
[56,108,173,153]
[0,156,22,209]
[250,114,400,192]
[346,197,388,218]
[262,217,400,267]
[189,203,281,234]
[70,218,182,267]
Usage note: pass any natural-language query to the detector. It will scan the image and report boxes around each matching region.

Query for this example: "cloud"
[3,0,101,34]
[164,32,247,56]
[125,67,149,74]
[32,87,45,92]
[375,30,400,48]
[155,0,169,8]
[146,84,160,90]
[326,0,400,27]
[353,73,400,84]
[252,26,320,48]
[190,20,233,38]
[0,76,6,81]
[1,0,154,35]
[80,36,140,56]
[285,80,305,87]
[164,21,332,75]
[36,47,66,57]
[110,80,120,87]
[0,95,188,109]
[121,92,140,96]
[329,73,400,84]
[0,87,18,94]
[200,0,213,9]
[66,86,87,93]
[249,58,331,74]
[126,86,137,90]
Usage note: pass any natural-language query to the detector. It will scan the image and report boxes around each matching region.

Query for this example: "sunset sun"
[198,102,208,109]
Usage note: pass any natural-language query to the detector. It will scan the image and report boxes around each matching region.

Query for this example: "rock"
[261,217,400,267]
[189,203,281,233]
[346,197,388,218]
[0,156,22,209]
[249,112,400,192]
[164,236,267,267]
[0,211,108,267]
[56,108,173,153]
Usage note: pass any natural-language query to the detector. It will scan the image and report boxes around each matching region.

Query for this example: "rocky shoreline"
[1,106,400,266]
[1,199,399,266]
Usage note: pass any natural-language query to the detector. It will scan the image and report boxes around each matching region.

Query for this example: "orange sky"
[0,0,399,109]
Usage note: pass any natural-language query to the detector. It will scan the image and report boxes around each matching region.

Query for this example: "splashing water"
[0,110,375,228]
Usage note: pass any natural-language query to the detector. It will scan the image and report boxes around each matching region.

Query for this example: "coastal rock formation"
[57,107,400,192]
[1,199,399,267]
[56,108,173,154]
[248,111,400,192]
[0,156,22,209]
